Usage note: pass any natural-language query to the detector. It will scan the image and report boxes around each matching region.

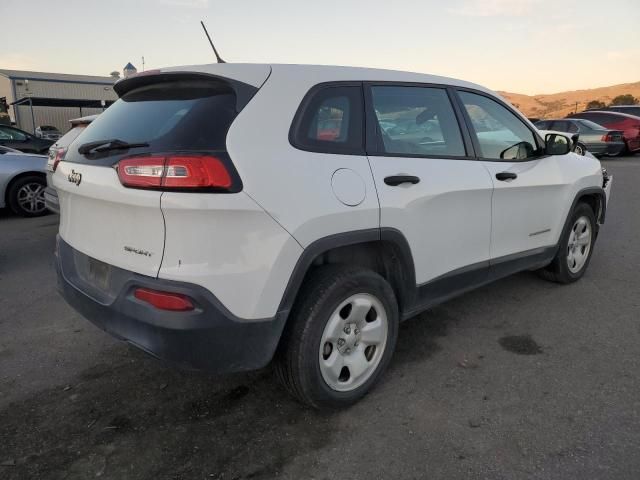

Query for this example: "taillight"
[134,288,194,311]
[118,156,165,188]
[52,148,67,172]
[164,156,231,188]
[117,154,233,191]
[602,133,612,142]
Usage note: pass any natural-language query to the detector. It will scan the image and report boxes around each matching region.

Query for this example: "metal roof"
[0,69,115,84]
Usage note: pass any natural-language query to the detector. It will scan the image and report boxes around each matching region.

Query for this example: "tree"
[586,100,606,110]
[610,94,639,106]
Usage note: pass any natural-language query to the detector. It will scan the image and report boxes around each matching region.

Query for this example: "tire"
[574,143,586,156]
[7,175,48,217]
[537,202,596,284]
[617,145,629,156]
[274,265,399,409]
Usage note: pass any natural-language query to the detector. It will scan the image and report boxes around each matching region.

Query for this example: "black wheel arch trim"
[276,228,417,319]
[570,186,607,225]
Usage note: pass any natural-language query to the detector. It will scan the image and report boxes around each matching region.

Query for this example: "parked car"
[0,145,21,154]
[568,111,640,154]
[0,146,47,216]
[35,125,62,141]
[45,115,97,214]
[52,64,611,409]
[535,118,625,156]
[0,125,53,154]
[593,105,640,118]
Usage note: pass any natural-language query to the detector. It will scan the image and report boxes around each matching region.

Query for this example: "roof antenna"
[200,20,226,63]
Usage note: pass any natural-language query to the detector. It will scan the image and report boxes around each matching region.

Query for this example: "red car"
[568,111,640,154]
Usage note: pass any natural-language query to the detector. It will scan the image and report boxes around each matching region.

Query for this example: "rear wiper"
[78,139,149,155]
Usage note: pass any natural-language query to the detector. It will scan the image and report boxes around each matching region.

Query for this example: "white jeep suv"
[53,64,612,409]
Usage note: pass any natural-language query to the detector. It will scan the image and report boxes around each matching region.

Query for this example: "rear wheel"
[7,175,48,217]
[537,203,596,283]
[275,265,399,409]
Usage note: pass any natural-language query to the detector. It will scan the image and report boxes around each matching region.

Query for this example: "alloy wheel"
[17,182,46,215]
[319,293,389,392]
[567,215,592,273]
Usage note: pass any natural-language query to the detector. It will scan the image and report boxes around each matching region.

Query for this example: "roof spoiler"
[113,71,259,111]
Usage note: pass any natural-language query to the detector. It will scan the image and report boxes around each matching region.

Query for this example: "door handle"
[495,172,518,181]
[384,175,420,186]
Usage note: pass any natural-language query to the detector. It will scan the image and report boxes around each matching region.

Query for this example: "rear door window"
[564,121,579,133]
[290,85,364,155]
[551,120,576,132]
[68,79,241,165]
[369,85,466,157]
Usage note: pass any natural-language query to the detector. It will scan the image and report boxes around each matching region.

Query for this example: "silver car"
[0,145,48,217]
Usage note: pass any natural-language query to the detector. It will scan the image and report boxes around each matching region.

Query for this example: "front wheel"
[537,202,596,283]
[275,266,399,409]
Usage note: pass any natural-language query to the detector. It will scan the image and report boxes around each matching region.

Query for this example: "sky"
[1,0,639,95]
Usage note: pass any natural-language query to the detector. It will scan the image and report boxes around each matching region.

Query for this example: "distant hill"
[499,81,640,119]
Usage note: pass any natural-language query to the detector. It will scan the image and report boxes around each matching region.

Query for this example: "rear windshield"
[41,126,57,131]
[68,79,239,162]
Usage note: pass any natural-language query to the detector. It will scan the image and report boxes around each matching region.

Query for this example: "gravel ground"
[1,156,639,479]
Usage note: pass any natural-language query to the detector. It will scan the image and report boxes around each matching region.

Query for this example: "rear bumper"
[587,142,626,156]
[56,237,286,373]
[44,186,59,214]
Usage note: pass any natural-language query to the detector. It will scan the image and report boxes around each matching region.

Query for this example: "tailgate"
[53,162,164,277]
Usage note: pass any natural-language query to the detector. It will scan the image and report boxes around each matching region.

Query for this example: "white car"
[35,125,62,141]
[52,64,612,409]
[45,115,98,214]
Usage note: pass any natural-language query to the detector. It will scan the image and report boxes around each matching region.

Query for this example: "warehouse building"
[0,69,119,134]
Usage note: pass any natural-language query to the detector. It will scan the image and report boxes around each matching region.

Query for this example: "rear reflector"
[117,155,232,190]
[134,288,195,311]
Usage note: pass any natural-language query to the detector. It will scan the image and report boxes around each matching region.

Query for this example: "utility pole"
[142,56,145,72]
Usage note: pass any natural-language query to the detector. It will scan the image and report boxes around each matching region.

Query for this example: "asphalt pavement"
[1,156,639,479]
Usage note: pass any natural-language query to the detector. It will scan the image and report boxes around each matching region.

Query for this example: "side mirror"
[545,133,571,155]
[500,141,536,160]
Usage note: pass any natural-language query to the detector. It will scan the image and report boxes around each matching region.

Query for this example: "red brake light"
[164,156,231,188]
[134,288,194,311]
[52,148,67,172]
[117,155,232,190]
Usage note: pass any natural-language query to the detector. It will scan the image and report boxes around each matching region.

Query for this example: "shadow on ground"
[0,303,463,480]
